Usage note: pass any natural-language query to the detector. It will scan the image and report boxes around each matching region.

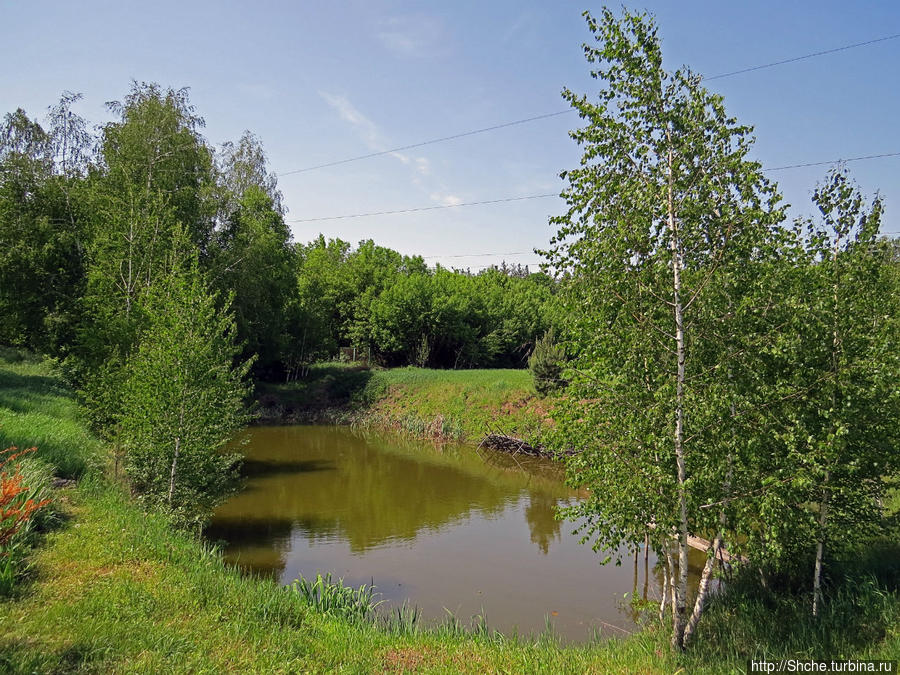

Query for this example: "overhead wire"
[286,150,900,223]
[765,151,900,172]
[276,32,900,177]
[704,32,900,81]
[277,111,572,177]
[280,30,900,251]
[285,193,556,223]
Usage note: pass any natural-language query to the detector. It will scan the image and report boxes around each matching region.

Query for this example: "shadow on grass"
[1,492,77,602]
[0,640,102,674]
[684,539,900,665]
[0,369,71,415]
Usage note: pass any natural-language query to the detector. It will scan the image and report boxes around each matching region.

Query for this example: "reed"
[291,572,382,623]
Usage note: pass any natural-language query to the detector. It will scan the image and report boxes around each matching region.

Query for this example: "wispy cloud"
[376,14,442,57]
[319,91,436,186]
[319,91,383,150]
[430,192,462,207]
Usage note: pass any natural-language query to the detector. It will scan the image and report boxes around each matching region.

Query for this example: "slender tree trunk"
[667,144,690,651]
[814,235,841,617]
[666,545,678,622]
[812,483,828,616]
[659,544,671,624]
[643,533,650,601]
[168,398,187,506]
[633,547,639,594]
[168,436,180,505]
[683,533,723,646]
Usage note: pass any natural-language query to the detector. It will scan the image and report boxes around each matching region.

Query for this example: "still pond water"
[207,425,700,642]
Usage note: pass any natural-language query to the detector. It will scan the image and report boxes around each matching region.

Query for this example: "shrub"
[528,328,566,396]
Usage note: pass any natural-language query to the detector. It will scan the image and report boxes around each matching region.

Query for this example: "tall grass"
[291,572,382,623]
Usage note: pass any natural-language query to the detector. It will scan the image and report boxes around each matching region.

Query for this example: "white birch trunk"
[667,143,690,650]
[683,533,723,646]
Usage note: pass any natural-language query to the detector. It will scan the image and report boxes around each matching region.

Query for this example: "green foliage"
[211,132,295,377]
[78,82,217,376]
[544,7,784,649]
[210,185,294,376]
[746,169,900,600]
[0,107,87,354]
[1,348,898,673]
[528,328,565,395]
[291,572,382,623]
[117,257,252,526]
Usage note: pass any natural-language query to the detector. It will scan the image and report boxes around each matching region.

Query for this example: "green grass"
[0,348,101,478]
[0,481,684,674]
[260,364,548,442]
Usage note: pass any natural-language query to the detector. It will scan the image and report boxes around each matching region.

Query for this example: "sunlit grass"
[261,363,547,442]
[0,349,101,478]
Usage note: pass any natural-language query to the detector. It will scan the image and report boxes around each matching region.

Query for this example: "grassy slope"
[0,348,101,478]
[259,364,549,442]
[0,483,674,674]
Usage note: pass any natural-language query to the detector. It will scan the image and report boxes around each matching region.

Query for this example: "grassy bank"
[257,363,549,442]
[1,352,898,673]
[0,348,101,478]
[1,481,685,673]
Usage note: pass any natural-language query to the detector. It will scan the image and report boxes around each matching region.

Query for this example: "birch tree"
[118,246,251,527]
[544,8,784,649]
[761,168,900,615]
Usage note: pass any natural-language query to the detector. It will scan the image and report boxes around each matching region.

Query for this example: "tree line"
[0,82,556,525]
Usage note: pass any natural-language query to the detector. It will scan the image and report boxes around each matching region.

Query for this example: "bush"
[528,329,566,396]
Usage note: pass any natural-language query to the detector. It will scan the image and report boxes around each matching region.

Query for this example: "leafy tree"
[211,178,294,376]
[118,250,251,523]
[756,169,900,614]
[369,271,434,365]
[216,130,283,219]
[80,82,216,367]
[46,91,92,176]
[543,8,783,649]
[118,249,251,527]
[0,107,87,353]
[292,236,354,364]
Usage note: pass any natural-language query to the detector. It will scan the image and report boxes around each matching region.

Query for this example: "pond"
[207,425,700,642]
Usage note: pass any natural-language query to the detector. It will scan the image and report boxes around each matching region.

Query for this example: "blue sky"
[3,1,898,268]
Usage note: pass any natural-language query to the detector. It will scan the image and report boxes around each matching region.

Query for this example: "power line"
[422,251,532,259]
[286,150,900,224]
[705,33,900,81]
[277,32,900,177]
[766,151,900,172]
[277,111,572,177]
[286,193,556,223]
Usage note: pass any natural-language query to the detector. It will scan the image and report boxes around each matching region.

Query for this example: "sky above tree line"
[2,0,898,269]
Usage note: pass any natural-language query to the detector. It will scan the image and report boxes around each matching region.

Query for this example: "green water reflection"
[208,425,693,641]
